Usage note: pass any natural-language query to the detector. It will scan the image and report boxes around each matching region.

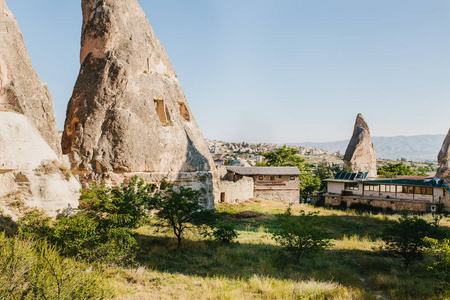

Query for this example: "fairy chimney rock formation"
[436,129,450,183]
[0,0,80,218]
[0,0,60,154]
[343,114,377,178]
[62,0,215,207]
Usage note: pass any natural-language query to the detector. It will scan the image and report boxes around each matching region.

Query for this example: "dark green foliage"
[152,185,217,249]
[50,213,138,265]
[0,232,111,299]
[313,164,337,191]
[263,145,305,167]
[261,145,321,201]
[17,208,52,238]
[349,202,384,214]
[270,207,332,261]
[378,163,422,177]
[212,223,238,244]
[79,176,157,229]
[382,211,434,269]
[424,238,450,296]
[18,176,156,265]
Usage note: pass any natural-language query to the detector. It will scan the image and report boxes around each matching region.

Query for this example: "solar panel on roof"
[334,171,342,179]
[349,173,357,180]
[362,172,368,179]
[338,172,346,179]
[344,172,351,180]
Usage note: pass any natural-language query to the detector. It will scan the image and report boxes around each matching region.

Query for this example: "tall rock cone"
[436,129,450,182]
[0,0,79,218]
[343,113,377,177]
[62,0,215,207]
[0,0,60,154]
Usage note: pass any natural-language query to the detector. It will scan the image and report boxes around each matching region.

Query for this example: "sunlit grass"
[107,199,450,299]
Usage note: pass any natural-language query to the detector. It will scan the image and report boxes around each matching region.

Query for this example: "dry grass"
[89,200,450,299]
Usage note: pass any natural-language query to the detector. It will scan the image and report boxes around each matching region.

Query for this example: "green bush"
[152,185,217,249]
[50,213,137,265]
[271,208,332,261]
[18,176,155,265]
[0,232,112,299]
[425,238,450,296]
[382,211,434,269]
[213,223,238,244]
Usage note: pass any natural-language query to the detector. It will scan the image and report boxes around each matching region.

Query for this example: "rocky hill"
[206,139,332,156]
[298,134,446,162]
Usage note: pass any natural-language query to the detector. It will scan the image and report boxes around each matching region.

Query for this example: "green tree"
[382,211,433,269]
[314,164,336,191]
[262,146,321,201]
[152,185,216,249]
[378,163,417,178]
[424,238,450,296]
[263,146,305,167]
[18,176,157,265]
[271,207,332,261]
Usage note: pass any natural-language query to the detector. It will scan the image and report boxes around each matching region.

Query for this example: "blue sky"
[6,0,450,143]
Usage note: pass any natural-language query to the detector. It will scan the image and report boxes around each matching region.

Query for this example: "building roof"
[226,166,301,176]
[362,178,447,188]
[326,177,448,189]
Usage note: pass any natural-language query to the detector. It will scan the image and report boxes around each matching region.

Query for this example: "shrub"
[382,211,434,269]
[152,185,217,249]
[0,232,112,299]
[271,207,332,261]
[50,213,138,265]
[18,176,154,265]
[213,223,238,244]
[424,238,450,296]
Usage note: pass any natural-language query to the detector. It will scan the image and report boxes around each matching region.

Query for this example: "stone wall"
[254,189,299,203]
[325,195,430,212]
[214,177,254,204]
[254,175,300,203]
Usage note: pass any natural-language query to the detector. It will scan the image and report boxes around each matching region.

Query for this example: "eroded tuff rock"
[62,0,215,207]
[0,1,79,218]
[436,129,450,182]
[343,113,377,178]
[0,0,60,154]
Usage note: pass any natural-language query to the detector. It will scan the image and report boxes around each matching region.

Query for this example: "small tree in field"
[382,211,433,270]
[153,185,216,249]
[271,207,332,261]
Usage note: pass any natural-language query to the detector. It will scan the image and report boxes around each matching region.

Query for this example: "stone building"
[324,171,449,212]
[221,167,301,203]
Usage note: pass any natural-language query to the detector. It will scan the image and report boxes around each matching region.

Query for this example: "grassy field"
[94,200,450,300]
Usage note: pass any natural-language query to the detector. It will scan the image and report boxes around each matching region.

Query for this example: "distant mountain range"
[295,134,446,162]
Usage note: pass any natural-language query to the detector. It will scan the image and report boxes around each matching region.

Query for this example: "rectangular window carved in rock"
[178,101,190,121]
[154,99,172,125]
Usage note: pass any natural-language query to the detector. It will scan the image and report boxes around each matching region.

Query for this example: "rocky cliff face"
[0,1,79,219]
[343,113,377,177]
[436,129,450,182]
[0,0,60,154]
[62,0,215,207]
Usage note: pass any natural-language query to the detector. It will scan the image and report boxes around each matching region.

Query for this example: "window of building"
[364,184,378,191]
[402,186,414,194]
[290,176,295,180]
[278,175,282,178]
[345,182,358,190]
[259,176,263,180]
[270,176,275,181]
